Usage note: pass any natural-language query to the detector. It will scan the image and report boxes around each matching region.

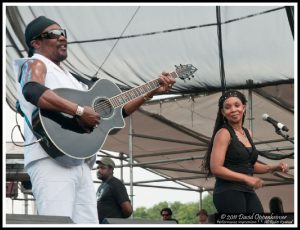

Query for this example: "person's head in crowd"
[96,157,115,181]
[269,197,284,214]
[160,207,173,221]
[196,209,208,224]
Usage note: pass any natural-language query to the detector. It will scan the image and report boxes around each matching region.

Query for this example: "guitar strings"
[91,69,192,113]
[93,87,153,113]
[94,79,159,112]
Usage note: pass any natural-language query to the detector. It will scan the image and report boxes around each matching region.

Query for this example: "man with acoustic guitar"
[14,16,176,224]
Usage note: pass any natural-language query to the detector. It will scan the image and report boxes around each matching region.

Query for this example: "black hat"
[25,16,59,57]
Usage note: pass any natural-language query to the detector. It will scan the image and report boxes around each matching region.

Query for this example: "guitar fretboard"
[109,71,178,108]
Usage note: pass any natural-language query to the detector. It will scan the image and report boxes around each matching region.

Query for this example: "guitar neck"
[109,71,178,108]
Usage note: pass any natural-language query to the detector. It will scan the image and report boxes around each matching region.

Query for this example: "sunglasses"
[161,214,170,217]
[32,29,67,40]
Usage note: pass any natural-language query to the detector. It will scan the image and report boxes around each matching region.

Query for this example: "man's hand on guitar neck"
[148,72,176,97]
[123,72,176,116]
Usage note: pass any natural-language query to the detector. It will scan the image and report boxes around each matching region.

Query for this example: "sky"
[4,103,204,214]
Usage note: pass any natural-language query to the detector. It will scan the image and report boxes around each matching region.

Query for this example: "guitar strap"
[70,72,99,89]
[16,59,38,140]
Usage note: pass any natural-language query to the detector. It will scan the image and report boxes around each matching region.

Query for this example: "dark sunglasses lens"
[45,29,67,39]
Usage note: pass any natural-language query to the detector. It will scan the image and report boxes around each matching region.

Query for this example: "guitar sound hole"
[94,98,113,118]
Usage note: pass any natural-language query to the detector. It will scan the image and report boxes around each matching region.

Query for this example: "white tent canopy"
[6,4,294,108]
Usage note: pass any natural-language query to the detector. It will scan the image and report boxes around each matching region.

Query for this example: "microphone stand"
[275,127,294,144]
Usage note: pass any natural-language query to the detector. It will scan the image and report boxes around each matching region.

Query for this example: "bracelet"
[75,105,84,116]
[143,93,153,101]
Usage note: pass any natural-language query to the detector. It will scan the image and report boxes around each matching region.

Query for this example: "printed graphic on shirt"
[96,182,109,201]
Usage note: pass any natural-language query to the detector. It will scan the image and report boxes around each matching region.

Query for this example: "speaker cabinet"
[6,214,74,224]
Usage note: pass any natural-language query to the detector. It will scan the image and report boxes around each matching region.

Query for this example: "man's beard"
[56,53,67,62]
[97,171,107,181]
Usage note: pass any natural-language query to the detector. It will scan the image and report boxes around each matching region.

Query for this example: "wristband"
[76,105,84,116]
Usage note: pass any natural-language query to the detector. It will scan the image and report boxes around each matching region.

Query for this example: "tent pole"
[159,101,162,115]
[24,194,28,215]
[191,96,194,128]
[121,155,205,167]
[119,152,124,183]
[127,183,206,192]
[134,175,209,184]
[246,80,254,133]
[129,115,134,218]
[285,6,294,39]
[200,190,203,209]
[248,90,253,132]
[216,6,227,91]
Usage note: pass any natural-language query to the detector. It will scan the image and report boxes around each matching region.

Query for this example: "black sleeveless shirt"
[214,124,259,194]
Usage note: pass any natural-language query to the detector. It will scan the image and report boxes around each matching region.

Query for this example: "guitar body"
[32,79,125,166]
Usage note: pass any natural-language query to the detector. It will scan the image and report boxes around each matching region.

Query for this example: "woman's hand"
[245,175,264,189]
[275,162,289,173]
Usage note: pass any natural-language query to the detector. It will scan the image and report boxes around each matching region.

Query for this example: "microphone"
[262,114,289,132]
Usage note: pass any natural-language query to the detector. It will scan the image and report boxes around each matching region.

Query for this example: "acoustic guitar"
[32,64,197,166]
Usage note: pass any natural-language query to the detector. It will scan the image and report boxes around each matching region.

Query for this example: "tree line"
[133,194,217,224]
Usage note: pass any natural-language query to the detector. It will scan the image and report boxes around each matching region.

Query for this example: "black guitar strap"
[16,59,37,135]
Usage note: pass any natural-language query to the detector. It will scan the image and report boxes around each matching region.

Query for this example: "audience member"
[160,207,178,224]
[197,209,209,224]
[269,197,284,214]
[96,157,133,223]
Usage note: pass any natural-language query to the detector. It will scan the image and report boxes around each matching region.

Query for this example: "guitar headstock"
[175,64,197,81]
